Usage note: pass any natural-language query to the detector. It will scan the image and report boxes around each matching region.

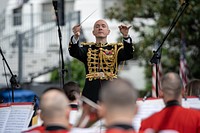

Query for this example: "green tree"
[50,59,85,89]
[106,0,200,91]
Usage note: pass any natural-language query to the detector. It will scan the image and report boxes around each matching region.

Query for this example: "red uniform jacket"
[139,100,200,133]
[22,125,69,133]
[44,125,69,133]
[105,124,137,133]
[44,130,69,133]
[22,125,45,133]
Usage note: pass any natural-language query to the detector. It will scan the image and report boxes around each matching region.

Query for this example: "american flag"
[152,40,162,98]
[152,63,162,98]
[179,35,188,88]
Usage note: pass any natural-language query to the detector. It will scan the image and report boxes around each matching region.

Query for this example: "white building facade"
[0,0,145,90]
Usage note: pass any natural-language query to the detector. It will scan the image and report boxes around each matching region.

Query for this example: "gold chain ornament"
[82,42,123,81]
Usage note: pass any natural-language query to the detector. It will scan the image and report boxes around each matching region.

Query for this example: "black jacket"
[68,36,134,103]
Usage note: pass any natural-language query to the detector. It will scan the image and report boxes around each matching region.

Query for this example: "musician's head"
[92,19,110,42]
[160,72,183,104]
[99,78,138,125]
[40,87,70,127]
[63,81,81,102]
[185,79,200,97]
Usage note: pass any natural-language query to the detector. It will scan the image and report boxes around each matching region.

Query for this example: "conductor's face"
[93,20,110,38]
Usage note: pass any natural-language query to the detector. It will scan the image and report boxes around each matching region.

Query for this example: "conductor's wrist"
[123,35,130,39]
[71,35,79,44]
[74,35,79,40]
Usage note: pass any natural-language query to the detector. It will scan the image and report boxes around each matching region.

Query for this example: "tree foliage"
[50,59,85,89]
[105,0,200,90]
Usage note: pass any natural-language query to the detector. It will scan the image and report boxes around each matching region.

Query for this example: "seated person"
[185,79,200,97]
[40,87,71,133]
[99,78,138,133]
[63,81,81,127]
[139,72,200,133]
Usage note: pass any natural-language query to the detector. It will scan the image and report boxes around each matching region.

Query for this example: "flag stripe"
[179,35,188,88]
[152,63,162,98]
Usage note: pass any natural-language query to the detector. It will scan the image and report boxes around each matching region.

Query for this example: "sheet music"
[133,99,165,131]
[183,97,200,110]
[182,99,190,108]
[0,106,11,133]
[3,104,33,133]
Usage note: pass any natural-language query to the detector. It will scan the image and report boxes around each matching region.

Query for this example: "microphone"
[143,91,152,101]
[52,0,58,12]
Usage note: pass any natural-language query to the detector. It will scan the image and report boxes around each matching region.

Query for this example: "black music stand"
[52,0,67,88]
[150,1,189,97]
[0,47,19,102]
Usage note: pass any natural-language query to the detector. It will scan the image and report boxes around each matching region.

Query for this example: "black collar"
[70,104,79,109]
[107,124,134,130]
[46,125,66,131]
[166,100,180,107]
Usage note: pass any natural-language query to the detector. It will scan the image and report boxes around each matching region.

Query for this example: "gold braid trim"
[114,44,124,74]
[86,43,124,81]
[81,42,123,47]
[86,72,117,80]
[81,42,95,46]
[99,48,114,79]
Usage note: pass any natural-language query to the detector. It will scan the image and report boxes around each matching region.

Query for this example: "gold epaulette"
[81,42,96,46]
[108,43,123,46]
[81,42,123,47]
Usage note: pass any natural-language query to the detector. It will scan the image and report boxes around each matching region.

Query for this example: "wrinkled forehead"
[94,20,109,28]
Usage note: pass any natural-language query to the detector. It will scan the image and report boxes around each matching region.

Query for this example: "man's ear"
[159,89,164,98]
[39,110,44,121]
[107,29,110,35]
[66,107,71,120]
[92,30,95,36]
[97,102,106,118]
[133,104,138,116]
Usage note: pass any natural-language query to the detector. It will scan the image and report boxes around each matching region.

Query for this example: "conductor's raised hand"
[72,24,81,40]
[118,25,132,38]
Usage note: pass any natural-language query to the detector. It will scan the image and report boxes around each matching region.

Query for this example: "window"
[0,12,5,31]
[13,7,22,26]
[42,3,53,23]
